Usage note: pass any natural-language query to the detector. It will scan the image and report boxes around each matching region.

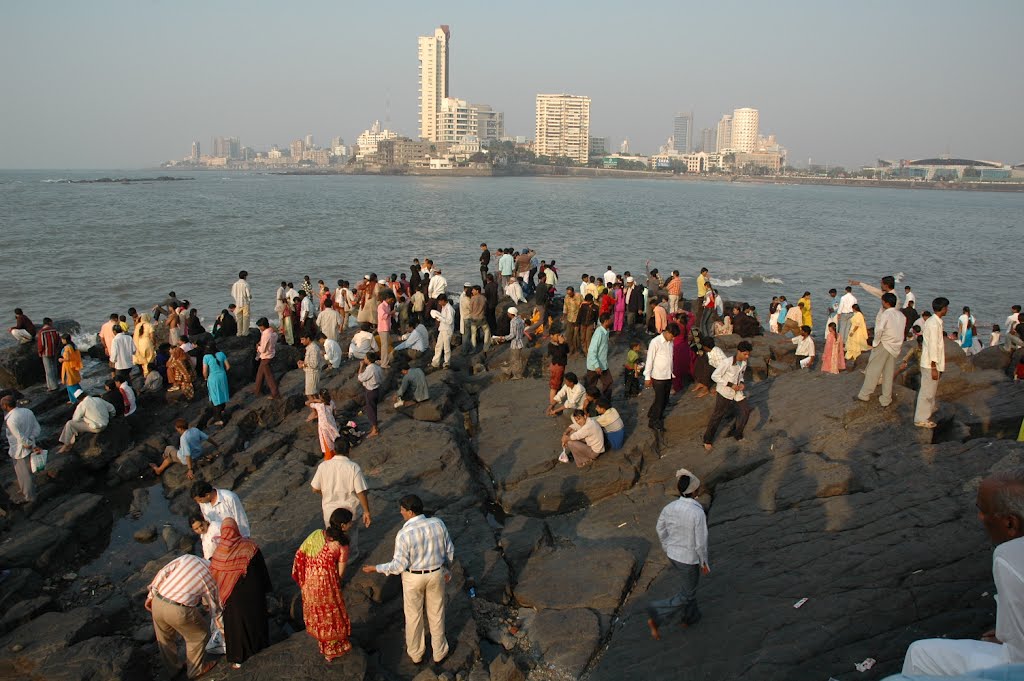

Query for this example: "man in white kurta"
[231,271,252,336]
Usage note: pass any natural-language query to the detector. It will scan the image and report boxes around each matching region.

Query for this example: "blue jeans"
[648,559,702,626]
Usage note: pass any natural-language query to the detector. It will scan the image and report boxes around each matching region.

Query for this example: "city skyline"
[2,1,1023,169]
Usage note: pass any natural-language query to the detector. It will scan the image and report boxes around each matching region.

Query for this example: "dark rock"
[0,595,54,635]
[488,654,526,681]
[972,346,1011,371]
[133,526,157,543]
[131,623,154,642]
[32,635,146,681]
[524,608,601,678]
[516,547,636,612]
[0,342,44,390]
[0,606,110,673]
[0,521,73,570]
[224,631,367,680]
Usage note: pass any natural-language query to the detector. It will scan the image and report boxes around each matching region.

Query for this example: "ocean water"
[1,169,1020,346]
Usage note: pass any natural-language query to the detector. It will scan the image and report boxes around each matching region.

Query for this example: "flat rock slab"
[515,546,636,613]
[524,607,601,678]
[210,631,367,680]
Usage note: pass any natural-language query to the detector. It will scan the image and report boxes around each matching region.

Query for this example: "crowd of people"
[5,245,1024,679]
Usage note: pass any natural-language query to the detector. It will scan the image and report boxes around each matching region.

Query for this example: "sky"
[1,0,1022,169]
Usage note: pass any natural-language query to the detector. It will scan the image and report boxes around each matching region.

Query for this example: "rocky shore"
[1,308,1023,681]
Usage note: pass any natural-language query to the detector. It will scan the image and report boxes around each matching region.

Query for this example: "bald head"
[0,395,15,411]
[977,468,1024,545]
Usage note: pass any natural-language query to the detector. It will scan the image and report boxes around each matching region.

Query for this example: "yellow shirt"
[697,274,707,297]
[799,297,812,328]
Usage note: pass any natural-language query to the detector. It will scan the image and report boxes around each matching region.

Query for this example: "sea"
[1,169,1021,348]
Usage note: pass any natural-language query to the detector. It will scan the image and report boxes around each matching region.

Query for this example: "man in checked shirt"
[363,494,455,666]
[146,553,221,679]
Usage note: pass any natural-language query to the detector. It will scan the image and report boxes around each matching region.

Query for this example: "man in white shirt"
[792,326,816,368]
[348,322,378,360]
[231,270,252,336]
[323,337,343,369]
[394,323,430,359]
[902,467,1024,674]
[311,438,372,559]
[2,396,41,503]
[316,304,342,342]
[57,389,116,453]
[647,468,709,640]
[836,286,858,342]
[430,295,455,369]
[427,269,448,300]
[109,327,137,378]
[547,372,586,417]
[559,409,605,467]
[903,285,916,310]
[114,376,137,417]
[603,266,617,287]
[703,341,753,451]
[644,323,678,434]
[857,293,907,406]
[914,297,949,429]
[191,481,250,537]
[298,291,313,338]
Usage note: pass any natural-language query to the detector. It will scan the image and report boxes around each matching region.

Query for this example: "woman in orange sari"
[59,334,83,404]
[209,518,272,669]
[166,347,195,399]
[291,508,353,661]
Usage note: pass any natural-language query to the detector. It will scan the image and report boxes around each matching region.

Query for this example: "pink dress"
[613,289,626,332]
[820,331,846,374]
[672,313,696,392]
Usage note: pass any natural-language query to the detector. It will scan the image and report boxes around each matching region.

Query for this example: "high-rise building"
[356,120,398,160]
[535,94,590,164]
[673,112,693,153]
[418,25,450,142]
[437,98,505,144]
[191,141,200,161]
[699,128,716,153]
[588,136,607,157]
[211,136,240,159]
[472,105,504,143]
[305,134,315,149]
[716,115,733,153]
[730,107,759,153]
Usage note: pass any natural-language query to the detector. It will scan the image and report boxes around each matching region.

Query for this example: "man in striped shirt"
[363,494,455,665]
[146,553,220,679]
[36,318,61,391]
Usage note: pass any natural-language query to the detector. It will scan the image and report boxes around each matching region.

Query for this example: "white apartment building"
[535,93,591,165]
[418,25,450,142]
[438,98,505,144]
[730,107,759,153]
[716,115,733,154]
[356,120,398,160]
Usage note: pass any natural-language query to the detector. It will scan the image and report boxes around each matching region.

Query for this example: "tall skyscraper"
[304,134,315,149]
[716,115,733,153]
[535,94,591,165]
[418,25,450,142]
[191,140,200,161]
[700,128,716,154]
[730,107,759,153]
[673,112,693,153]
[211,136,240,159]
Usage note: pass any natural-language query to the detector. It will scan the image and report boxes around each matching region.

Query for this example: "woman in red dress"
[291,508,354,661]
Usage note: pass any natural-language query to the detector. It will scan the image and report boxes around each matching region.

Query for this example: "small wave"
[751,274,784,285]
[715,277,743,287]
[42,178,72,183]
[894,271,905,283]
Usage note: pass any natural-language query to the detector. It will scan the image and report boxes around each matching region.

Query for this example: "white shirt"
[231,278,252,307]
[286,287,299,303]
[316,308,341,341]
[110,333,136,370]
[324,338,342,368]
[428,274,448,300]
[300,297,312,321]
[358,363,383,391]
[903,291,916,310]
[335,287,349,310]
[603,269,617,286]
[994,535,1024,662]
[552,383,586,410]
[348,330,378,359]
[73,395,116,430]
[656,497,708,566]
[643,334,675,381]
[120,384,137,416]
[395,324,429,352]
[1006,313,1020,333]
[431,304,455,334]
[4,407,40,460]
[920,314,946,372]
[707,346,727,370]
[837,292,858,315]
[873,307,907,357]
[569,418,605,453]
[792,335,815,357]
[712,356,748,401]
[311,455,368,526]
[199,488,249,537]
[198,522,221,560]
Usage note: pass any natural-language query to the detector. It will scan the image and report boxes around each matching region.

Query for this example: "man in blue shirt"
[586,313,614,399]
[150,418,208,480]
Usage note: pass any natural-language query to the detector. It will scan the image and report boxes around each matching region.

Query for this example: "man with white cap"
[624,276,644,331]
[647,467,709,640]
[494,307,527,379]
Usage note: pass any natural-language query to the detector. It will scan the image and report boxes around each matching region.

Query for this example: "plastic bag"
[31,449,48,473]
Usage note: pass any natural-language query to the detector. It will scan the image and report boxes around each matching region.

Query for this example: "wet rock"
[0,342,44,390]
[160,525,190,552]
[488,654,525,681]
[133,526,157,543]
[0,521,72,571]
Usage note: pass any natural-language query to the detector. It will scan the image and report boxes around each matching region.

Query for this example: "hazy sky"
[2,1,1022,169]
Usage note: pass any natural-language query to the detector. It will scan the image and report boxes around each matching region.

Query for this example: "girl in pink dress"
[820,322,846,374]
[613,283,626,332]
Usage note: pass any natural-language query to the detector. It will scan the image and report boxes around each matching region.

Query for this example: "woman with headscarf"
[132,313,156,375]
[202,341,231,425]
[292,508,354,662]
[59,333,83,404]
[209,518,271,669]
[167,347,196,399]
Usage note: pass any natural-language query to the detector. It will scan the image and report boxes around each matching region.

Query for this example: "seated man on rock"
[901,467,1024,675]
[595,398,625,450]
[348,322,378,361]
[394,322,430,361]
[394,362,429,409]
[57,388,116,454]
[151,418,208,481]
[547,372,586,418]
[558,408,605,467]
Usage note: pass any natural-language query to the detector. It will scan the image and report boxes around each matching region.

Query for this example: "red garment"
[36,326,60,357]
[599,293,615,316]
[210,518,259,606]
[672,313,696,392]
[1016,363,1024,380]
[291,530,352,660]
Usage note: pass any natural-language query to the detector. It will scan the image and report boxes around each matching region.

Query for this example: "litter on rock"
[793,598,808,608]
[912,569,924,574]
[617,522,627,528]
[854,658,876,672]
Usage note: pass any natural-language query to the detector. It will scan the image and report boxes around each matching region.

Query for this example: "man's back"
[312,456,367,522]
[994,536,1024,661]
